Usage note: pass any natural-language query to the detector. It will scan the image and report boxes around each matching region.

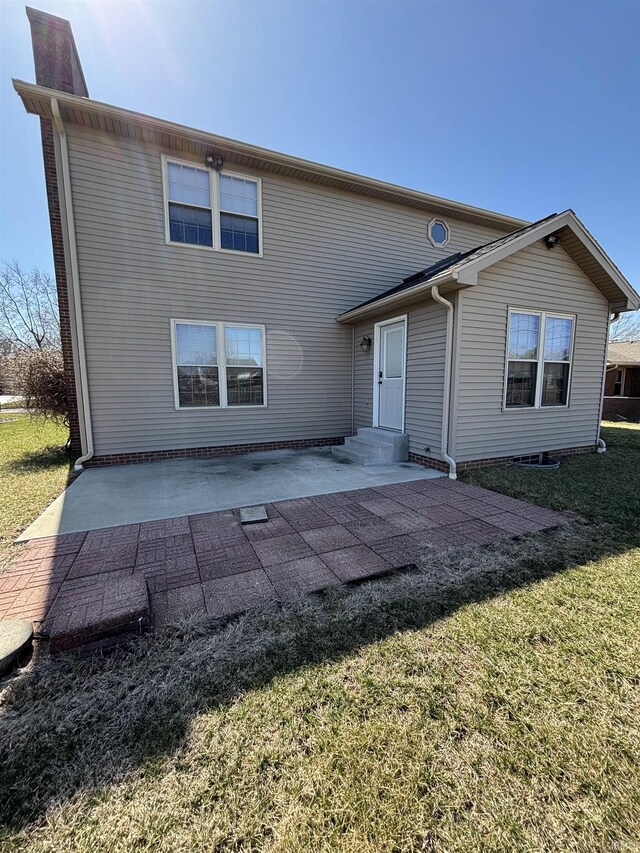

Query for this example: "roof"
[12,79,527,232]
[337,210,639,323]
[400,213,559,289]
[608,341,640,365]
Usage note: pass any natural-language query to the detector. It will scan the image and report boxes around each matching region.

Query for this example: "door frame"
[372,314,407,431]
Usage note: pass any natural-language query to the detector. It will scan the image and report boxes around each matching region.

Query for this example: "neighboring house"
[13,10,639,476]
[603,341,640,422]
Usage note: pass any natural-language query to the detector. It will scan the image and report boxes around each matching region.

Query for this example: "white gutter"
[14,80,528,233]
[431,285,457,479]
[51,98,94,471]
[596,311,621,454]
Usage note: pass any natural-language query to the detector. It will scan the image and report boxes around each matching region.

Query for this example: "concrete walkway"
[19,447,441,540]
[0,477,570,651]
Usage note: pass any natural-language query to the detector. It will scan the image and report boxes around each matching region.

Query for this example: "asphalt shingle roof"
[608,341,640,365]
[345,213,560,314]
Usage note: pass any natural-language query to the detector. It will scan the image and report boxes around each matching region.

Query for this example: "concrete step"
[332,429,409,465]
[357,427,406,446]
[331,445,374,465]
[41,574,150,653]
[346,437,404,461]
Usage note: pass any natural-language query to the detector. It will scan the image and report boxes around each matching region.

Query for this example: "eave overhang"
[336,272,466,323]
[450,210,639,312]
[13,79,527,231]
[338,210,639,323]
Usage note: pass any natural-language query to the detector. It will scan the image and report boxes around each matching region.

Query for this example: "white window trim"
[162,155,216,251]
[372,314,407,432]
[427,217,450,248]
[216,170,264,258]
[612,366,626,397]
[161,157,264,257]
[503,307,576,412]
[170,319,267,410]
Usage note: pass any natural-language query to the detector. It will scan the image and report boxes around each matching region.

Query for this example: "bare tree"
[610,310,640,342]
[0,260,60,350]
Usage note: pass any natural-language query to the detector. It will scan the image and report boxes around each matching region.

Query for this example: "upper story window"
[220,174,260,254]
[172,320,266,408]
[163,158,262,254]
[504,310,574,409]
[428,218,450,247]
[613,368,625,396]
[166,161,213,247]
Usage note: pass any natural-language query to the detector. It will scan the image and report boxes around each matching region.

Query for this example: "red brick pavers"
[0,478,571,644]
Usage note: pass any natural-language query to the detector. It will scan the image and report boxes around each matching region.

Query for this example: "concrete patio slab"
[19,447,441,541]
[1,477,573,651]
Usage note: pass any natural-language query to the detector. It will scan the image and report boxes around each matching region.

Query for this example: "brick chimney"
[26,6,88,96]
[26,8,89,455]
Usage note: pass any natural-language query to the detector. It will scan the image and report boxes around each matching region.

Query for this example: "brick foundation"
[86,436,346,467]
[408,453,450,473]
[410,444,597,476]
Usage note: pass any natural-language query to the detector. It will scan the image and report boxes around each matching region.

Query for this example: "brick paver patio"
[0,477,570,650]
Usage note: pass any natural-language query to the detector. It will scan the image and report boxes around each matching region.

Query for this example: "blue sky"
[1,0,639,286]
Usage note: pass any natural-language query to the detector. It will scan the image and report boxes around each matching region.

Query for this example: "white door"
[375,318,406,431]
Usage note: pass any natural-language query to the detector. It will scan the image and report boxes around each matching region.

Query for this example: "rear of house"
[14,9,639,476]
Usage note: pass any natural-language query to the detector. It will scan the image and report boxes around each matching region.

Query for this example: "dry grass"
[0,424,639,851]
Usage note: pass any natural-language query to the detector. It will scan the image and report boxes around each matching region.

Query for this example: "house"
[14,9,639,478]
[603,341,640,422]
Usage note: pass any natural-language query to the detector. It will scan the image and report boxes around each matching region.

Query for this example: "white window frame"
[170,319,267,410]
[216,170,263,257]
[162,156,215,251]
[503,307,576,412]
[612,367,626,397]
[161,157,263,257]
[427,217,450,248]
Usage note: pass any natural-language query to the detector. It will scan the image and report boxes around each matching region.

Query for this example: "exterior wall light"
[545,234,560,249]
[359,335,372,353]
[205,154,224,171]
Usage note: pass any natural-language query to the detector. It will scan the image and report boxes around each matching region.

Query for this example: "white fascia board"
[454,210,639,309]
[336,272,464,324]
[13,79,527,232]
[568,213,640,310]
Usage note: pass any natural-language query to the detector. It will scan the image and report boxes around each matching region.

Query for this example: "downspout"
[597,311,621,454]
[51,98,94,471]
[431,285,457,479]
[351,325,355,436]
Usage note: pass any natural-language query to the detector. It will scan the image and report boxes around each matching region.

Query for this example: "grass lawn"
[0,423,639,851]
[0,414,72,570]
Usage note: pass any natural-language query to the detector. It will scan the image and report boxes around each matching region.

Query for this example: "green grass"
[462,421,640,537]
[0,424,639,852]
[0,414,72,569]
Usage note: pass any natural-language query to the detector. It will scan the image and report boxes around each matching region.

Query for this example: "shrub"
[9,349,69,429]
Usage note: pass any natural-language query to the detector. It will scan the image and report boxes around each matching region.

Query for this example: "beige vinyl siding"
[353,319,374,432]
[453,241,609,462]
[65,125,506,456]
[353,300,447,459]
[405,301,447,459]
